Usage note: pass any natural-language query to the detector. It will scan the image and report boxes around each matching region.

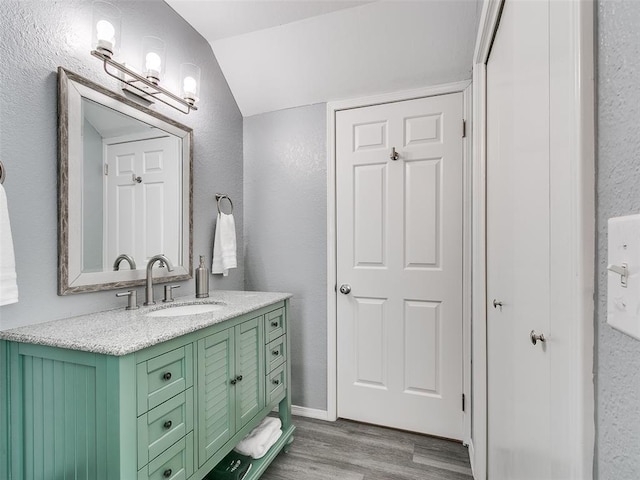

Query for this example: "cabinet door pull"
[272,379,280,385]
[271,321,279,327]
[163,468,172,478]
[163,420,172,430]
[236,375,243,382]
[230,378,237,385]
[272,350,280,356]
[163,372,172,381]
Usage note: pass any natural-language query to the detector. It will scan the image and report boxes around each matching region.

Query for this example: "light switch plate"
[607,214,640,341]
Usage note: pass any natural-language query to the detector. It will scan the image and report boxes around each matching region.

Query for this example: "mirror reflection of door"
[104,135,181,270]
[80,97,183,274]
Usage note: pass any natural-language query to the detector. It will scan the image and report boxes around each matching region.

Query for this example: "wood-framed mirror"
[57,67,193,295]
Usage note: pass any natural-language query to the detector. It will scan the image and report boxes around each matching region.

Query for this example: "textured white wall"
[0,0,243,330]
[597,1,640,477]
[244,104,327,410]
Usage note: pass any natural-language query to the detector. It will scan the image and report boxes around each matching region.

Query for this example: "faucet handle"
[116,290,139,310]
[163,285,181,303]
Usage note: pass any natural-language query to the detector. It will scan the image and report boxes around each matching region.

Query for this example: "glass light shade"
[92,1,121,58]
[142,36,166,85]
[180,63,201,105]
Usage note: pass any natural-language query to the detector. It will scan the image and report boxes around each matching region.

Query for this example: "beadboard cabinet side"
[6,342,136,479]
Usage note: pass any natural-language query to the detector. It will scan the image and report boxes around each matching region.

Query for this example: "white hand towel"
[0,184,18,306]
[233,417,282,459]
[211,212,237,276]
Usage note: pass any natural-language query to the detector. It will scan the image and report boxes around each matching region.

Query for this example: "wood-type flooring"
[260,416,473,480]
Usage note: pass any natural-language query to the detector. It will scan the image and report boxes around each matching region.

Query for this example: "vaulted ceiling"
[165,0,481,117]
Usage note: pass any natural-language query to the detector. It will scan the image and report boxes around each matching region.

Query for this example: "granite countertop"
[0,290,291,356]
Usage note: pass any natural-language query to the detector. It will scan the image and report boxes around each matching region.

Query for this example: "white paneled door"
[105,136,181,268]
[336,94,464,439]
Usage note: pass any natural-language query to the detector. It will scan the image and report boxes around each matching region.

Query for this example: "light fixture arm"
[91,50,198,114]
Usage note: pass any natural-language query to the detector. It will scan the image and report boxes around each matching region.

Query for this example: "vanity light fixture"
[90,2,199,114]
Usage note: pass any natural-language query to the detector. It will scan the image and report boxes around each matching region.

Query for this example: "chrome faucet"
[144,254,174,305]
[113,253,136,271]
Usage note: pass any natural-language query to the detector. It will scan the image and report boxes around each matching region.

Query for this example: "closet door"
[486,0,552,478]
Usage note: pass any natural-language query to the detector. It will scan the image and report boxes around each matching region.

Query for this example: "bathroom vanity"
[0,291,294,480]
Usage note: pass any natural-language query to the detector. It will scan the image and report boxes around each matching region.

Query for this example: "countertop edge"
[0,291,292,356]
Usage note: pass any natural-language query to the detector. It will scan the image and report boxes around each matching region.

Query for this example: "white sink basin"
[146,303,225,318]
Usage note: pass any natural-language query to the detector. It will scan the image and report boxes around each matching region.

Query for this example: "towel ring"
[215,193,233,214]
[0,160,5,184]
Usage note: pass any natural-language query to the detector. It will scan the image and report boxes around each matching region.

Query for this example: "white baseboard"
[291,405,330,421]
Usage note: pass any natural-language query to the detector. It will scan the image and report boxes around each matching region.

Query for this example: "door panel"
[197,330,234,466]
[235,318,264,428]
[353,164,387,266]
[105,136,180,267]
[336,93,464,439]
[404,158,441,268]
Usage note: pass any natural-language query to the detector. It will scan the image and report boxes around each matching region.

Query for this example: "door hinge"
[462,393,466,412]
[462,120,467,138]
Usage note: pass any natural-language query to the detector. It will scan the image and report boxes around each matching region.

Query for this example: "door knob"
[493,299,503,311]
[530,330,546,346]
[339,284,352,295]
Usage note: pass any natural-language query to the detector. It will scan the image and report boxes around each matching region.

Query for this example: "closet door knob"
[530,330,546,346]
[339,284,351,295]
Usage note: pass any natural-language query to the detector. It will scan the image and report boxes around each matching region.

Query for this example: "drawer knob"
[272,350,280,356]
[163,420,172,430]
[272,379,280,385]
[163,468,172,478]
[163,372,172,381]
[271,321,279,327]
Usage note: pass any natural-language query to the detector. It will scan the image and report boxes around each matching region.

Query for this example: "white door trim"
[470,1,595,479]
[327,81,473,445]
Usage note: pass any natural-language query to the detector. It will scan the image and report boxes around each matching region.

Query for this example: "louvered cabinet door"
[235,317,265,430]
[197,329,235,467]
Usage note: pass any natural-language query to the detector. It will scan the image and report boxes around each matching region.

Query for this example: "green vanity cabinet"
[1,298,294,480]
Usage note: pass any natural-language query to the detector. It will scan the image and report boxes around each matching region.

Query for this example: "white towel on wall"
[0,184,18,306]
[234,417,283,459]
[211,212,237,276]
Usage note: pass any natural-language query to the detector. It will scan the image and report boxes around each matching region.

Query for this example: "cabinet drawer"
[266,335,286,373]
[138,389,194,469]
[138,345,193,415]
[266,363,286,406]
[264,308,285,343]
[138,432,194,480]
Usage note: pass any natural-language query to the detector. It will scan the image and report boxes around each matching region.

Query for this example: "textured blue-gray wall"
[244,104,327,410]
[597,1,640,478]
[0,0,243,330]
